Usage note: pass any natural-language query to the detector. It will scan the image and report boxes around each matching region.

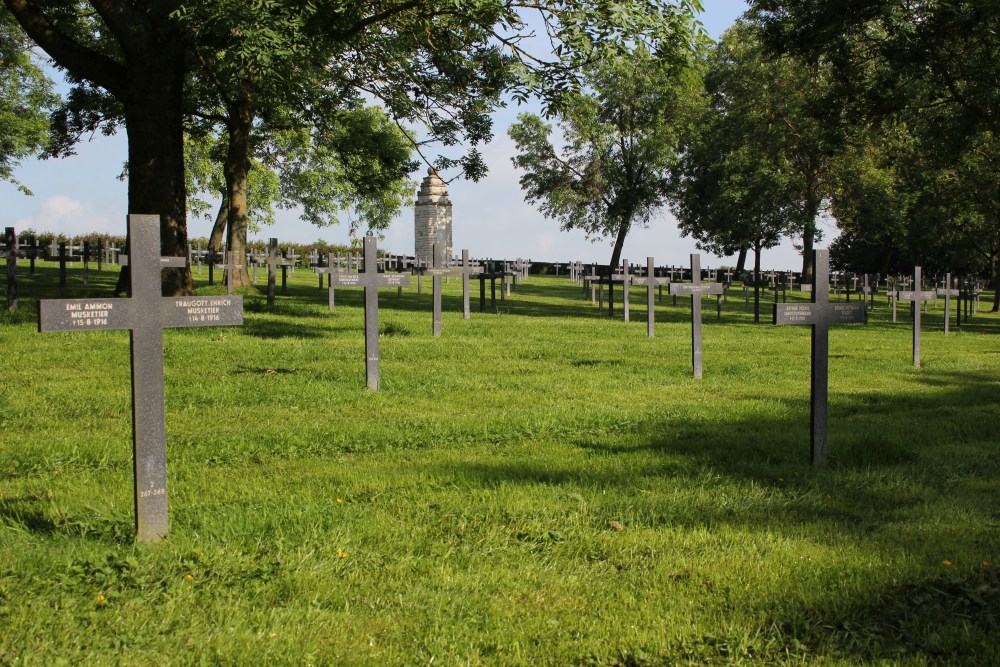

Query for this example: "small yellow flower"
[96,594,106,606]
[184,574,194,581]
[337,548,348,559]
[983,560,990,568]
[943,560,952,567]
[336,498,344,504]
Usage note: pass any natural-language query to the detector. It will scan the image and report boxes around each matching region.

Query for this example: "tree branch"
[3,0,127,96]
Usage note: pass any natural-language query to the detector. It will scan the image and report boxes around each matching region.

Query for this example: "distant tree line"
[508,0,998,311]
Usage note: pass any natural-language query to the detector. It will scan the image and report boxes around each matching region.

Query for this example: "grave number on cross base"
[38,214,243,542]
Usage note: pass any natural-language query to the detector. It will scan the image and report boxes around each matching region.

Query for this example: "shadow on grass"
[240,318,330,339]
[428,370,999,661]
[762,567,1000,662]
[0,495,134,544]
[433,367,998,552]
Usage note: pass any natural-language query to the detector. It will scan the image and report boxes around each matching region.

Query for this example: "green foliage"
[751,0,1000,301]
[509,37,704,268]
[270,107,418,234]
[668,22,798,264]
[0,13,57,194]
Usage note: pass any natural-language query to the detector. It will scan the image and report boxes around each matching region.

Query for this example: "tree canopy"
[0,11,57,194]
[4,0,706,295]
[508,29,704,270]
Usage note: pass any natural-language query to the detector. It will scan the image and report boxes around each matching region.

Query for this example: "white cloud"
[14,195,117,237]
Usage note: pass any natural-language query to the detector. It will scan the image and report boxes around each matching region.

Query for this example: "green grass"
[1,261,999,665]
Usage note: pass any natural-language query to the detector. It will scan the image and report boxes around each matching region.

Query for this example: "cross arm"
[39,298,134,332]
[160,296,244,328]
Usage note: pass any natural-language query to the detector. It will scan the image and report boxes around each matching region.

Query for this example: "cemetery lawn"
[2,265,999,665]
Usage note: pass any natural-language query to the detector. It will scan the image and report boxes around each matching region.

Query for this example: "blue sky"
[2,1,829,270]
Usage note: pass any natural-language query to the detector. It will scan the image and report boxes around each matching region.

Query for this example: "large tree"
[508,32,704,271]
[751,0,1000,307]
[669,112,792,323]
[698,20,838,281]
[3,1,192,293]
[5,0,699,296]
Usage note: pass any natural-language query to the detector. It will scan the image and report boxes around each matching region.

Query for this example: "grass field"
[1,261,998,665]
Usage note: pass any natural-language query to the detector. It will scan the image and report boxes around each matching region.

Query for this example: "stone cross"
[38,214,243,542]
[57,241,82,290]
[214,251,243,295]
[456,250,477,319]
[425,243,456,336]
[669,254,723,379]
[897,266,937,367]
[583,264,602,306]
[620,258,630,322]
[773,249,866,467]
[475,260,505,312]
[631,257,669,337]
[265,238,294,307]
[327,235,410,390]
[937,273,959,336]
[313,253,345,311]
[21,236,40,274]
[5,227,16,310]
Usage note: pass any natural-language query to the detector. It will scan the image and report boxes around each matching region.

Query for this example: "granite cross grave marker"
[773,249,866,467]
[631,257,669,337]
[669,254,723,379]
[937,273,958,336]
[327,235,410,390]
[897,266,936,367]
[265,237,293,307]
[38,214,243,542]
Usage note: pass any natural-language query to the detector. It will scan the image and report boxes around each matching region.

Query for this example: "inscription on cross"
[38,215,243,542]
[327,235,410,390]
[669,254,723,379]
[773,249,866,467]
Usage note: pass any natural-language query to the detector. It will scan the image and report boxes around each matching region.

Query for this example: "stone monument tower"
[414,168,452,265]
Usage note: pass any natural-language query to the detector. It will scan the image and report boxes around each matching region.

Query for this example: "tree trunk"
[222,96,254,290]
[799,169,824,283]
[209,197,228,254]
[735,246,748,274]
[115,46,192,295]
[2,1,192,296]
[801,227,815,284]
[607,216,631,272]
